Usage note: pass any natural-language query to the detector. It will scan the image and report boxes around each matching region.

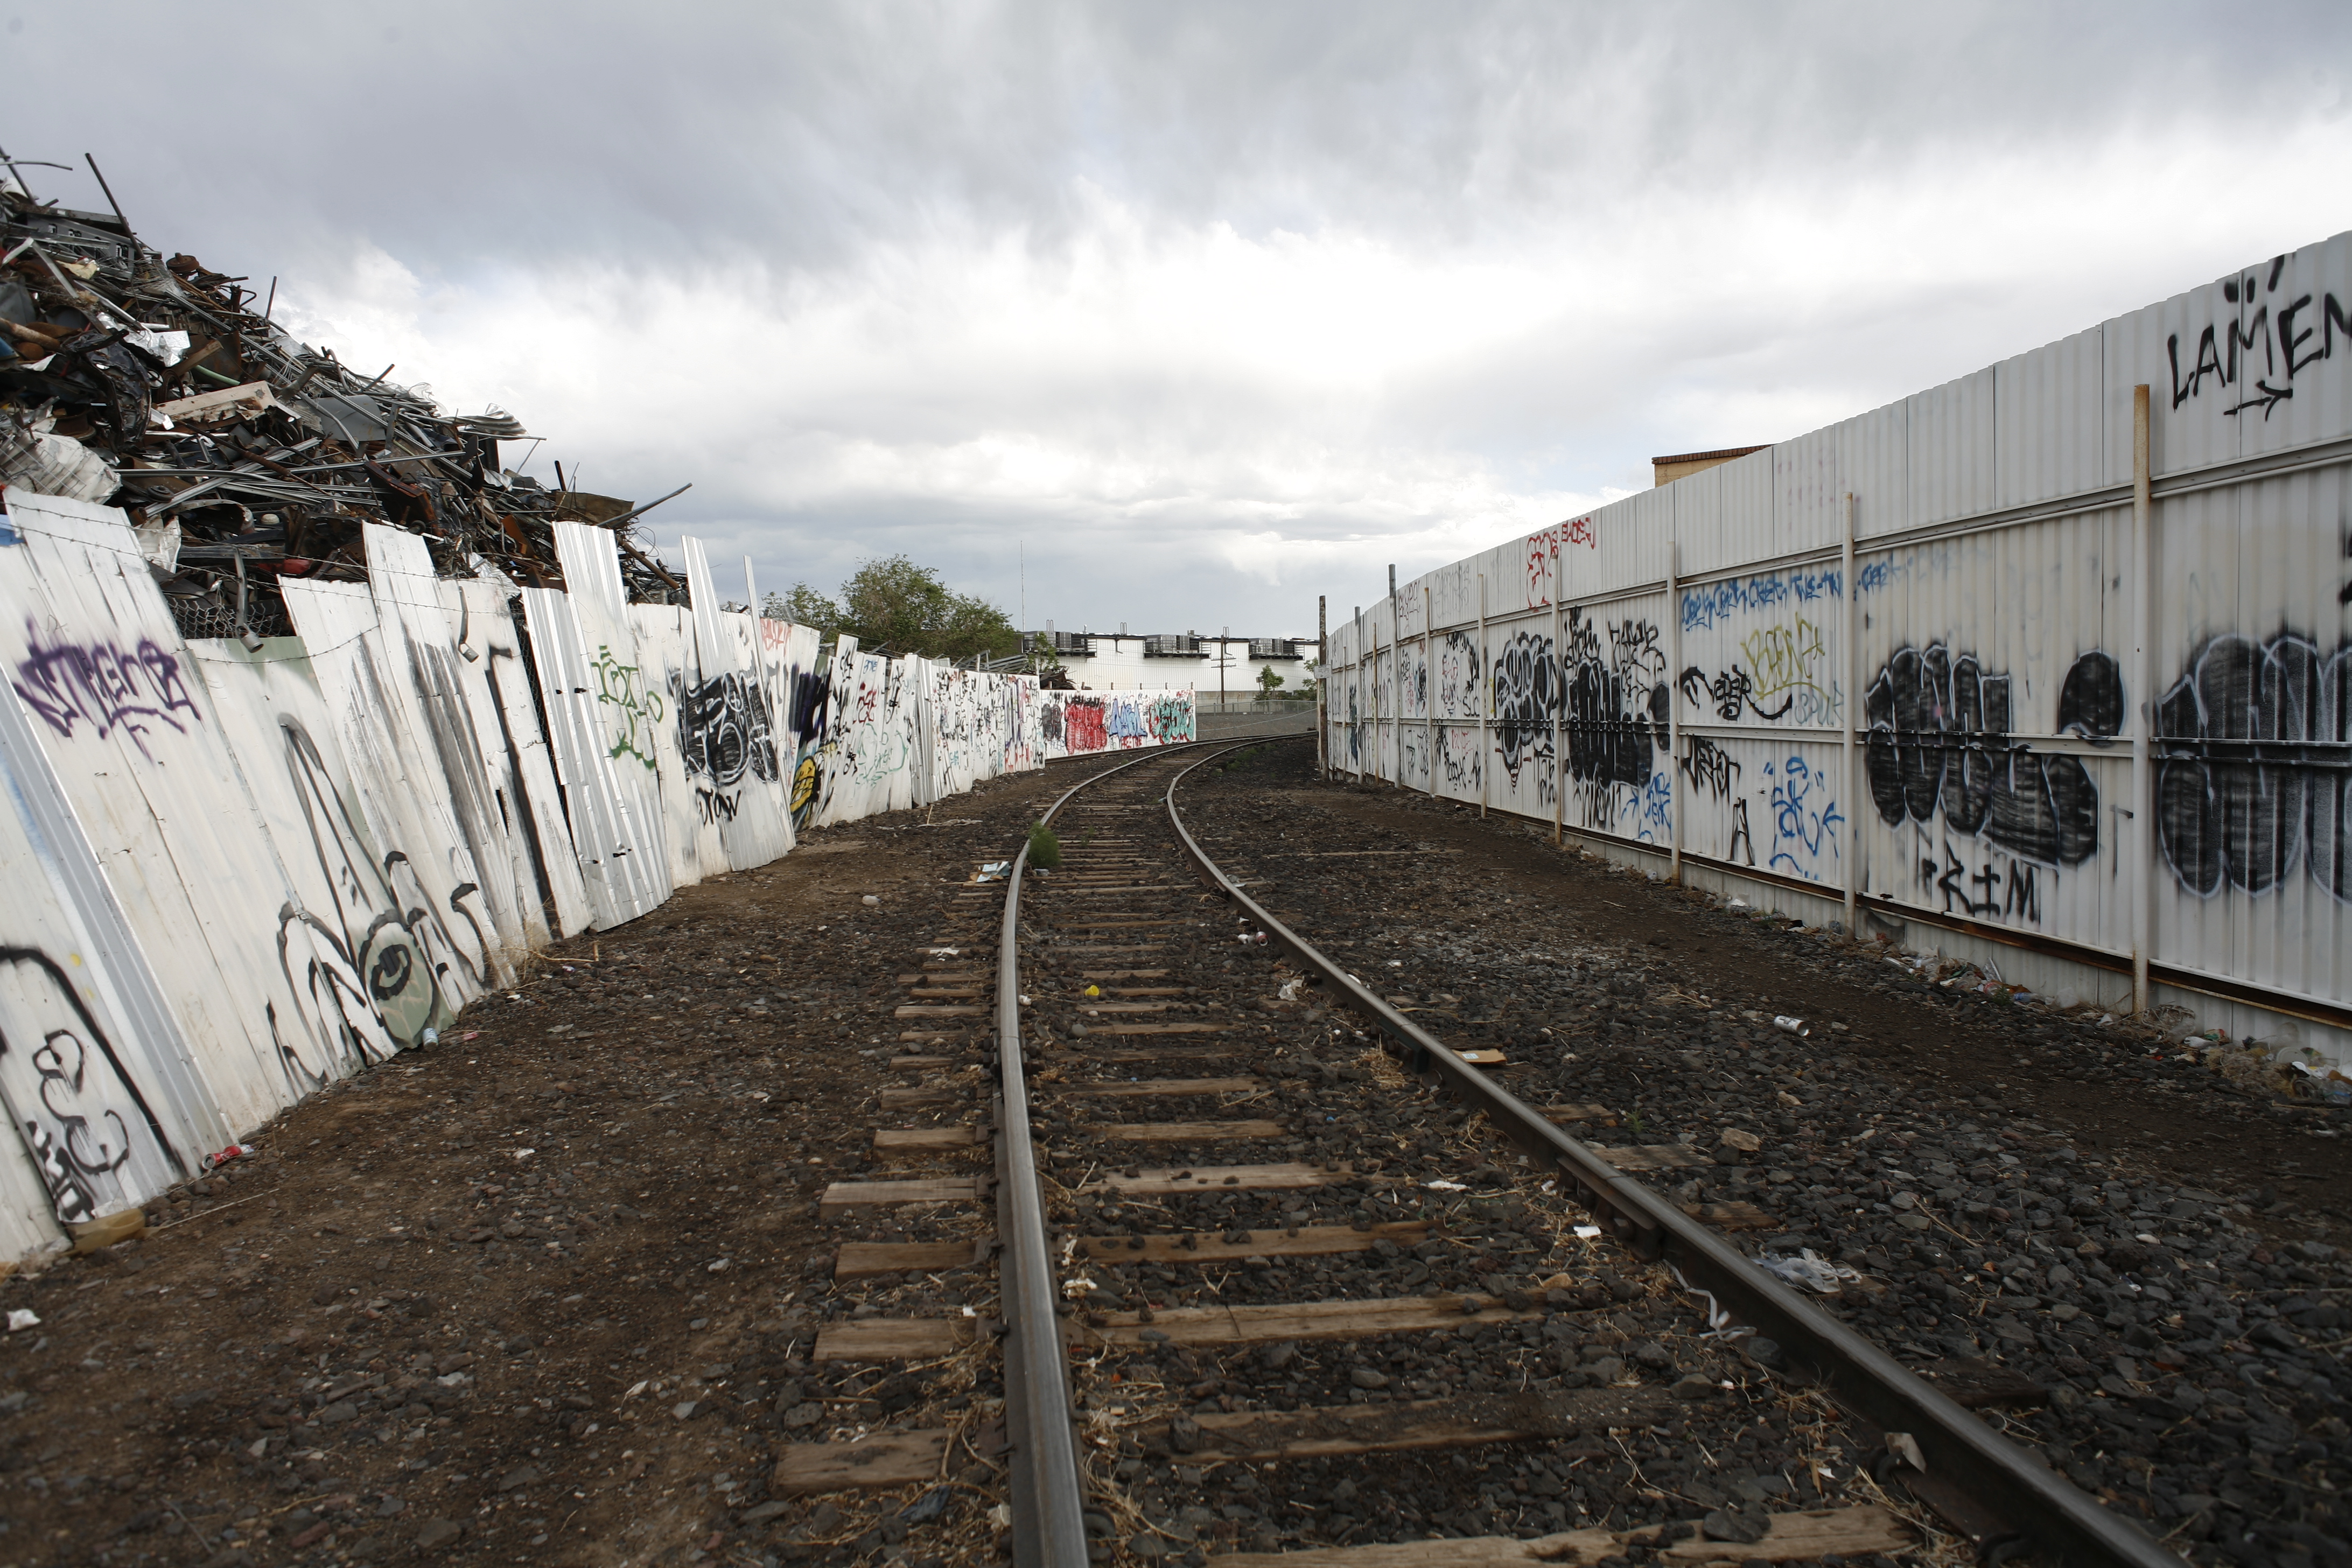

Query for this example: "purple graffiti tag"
[11,618,201,761]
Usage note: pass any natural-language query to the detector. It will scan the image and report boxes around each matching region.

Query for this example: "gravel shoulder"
[1177,739,2352,1567]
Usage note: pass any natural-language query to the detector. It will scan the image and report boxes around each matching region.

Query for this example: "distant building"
[1020,626,1319,703]
[1651,444,1769,487]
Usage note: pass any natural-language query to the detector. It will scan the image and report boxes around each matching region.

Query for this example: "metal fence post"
[2131,386,2153,1016]
[1842,496,1859,937]
[1667,538,1682,883]
[1424,584,1436,799]
[1477,573,1489,818]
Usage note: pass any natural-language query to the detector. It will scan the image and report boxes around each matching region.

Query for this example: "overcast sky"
[9,3,2351,637]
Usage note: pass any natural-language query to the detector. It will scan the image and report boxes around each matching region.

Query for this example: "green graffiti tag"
[592,643,664,772]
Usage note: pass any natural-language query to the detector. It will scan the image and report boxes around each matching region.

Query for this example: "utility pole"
[1221,625,1229,714]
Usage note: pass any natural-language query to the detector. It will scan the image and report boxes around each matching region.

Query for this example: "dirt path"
[0,765,1072,1568]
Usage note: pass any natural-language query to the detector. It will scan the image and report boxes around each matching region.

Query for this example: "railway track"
[786,741,2181,1568]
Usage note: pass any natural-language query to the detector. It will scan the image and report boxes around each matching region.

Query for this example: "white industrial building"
[1020,626,1320,706]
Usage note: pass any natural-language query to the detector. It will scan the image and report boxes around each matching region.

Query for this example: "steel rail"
[993,740,1249,1568]
[1161,740,2176,1568]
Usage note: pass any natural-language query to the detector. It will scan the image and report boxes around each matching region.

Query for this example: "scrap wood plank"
[1137,1387,1675,1460]
[834,1240,987,1279]
[872,1126,979,1152]
[1060,1076,1261,1097]
[1077,1046,1240,1063]
[816,1177,979,1217]
[1072,1220,1424,1265]
[1078,1119,1286,1142]
[814,1315,977,1361]
[1679,1200,1775,1230]
[1208,1506,1908,1567]
[1068,1292,1544,1350]
[1539,1103,1616,1125]
[1595,1143,1705,1172]
[1657,1507,1912,1562]
[773,1429,948,1494]
[1081,1162,1351,1195]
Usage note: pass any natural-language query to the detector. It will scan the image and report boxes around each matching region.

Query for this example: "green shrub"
[1027,821,1063,870]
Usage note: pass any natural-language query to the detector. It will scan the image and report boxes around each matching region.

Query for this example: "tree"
[764,583,844,637]
[764,556,1019,663]
[1256,664,1286,697]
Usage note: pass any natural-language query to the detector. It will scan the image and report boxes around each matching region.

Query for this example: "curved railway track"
[797,740,2180,1568]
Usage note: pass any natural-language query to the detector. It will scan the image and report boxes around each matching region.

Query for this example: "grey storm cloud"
[6,2,2351,634]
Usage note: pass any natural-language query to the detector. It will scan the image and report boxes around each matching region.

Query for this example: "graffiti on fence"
[1863,644,2111,870]
[1680,568,1844,633]
[2166,265,2352,421]
[1678,734,1741,801]
[12,620,203,762]
[2157,632,2350,900]
[592,643,663,772]
[0,947,185,1226]
[1679,663,1779,722]
[1525,517,1599,602]
[672,669,778,789]
[1437,631,1479,720]
[1490,630,1557,787]
[1560,609,1670,826]
[266,719,474,1093]
[1916,832,2046,923]
[1765,754,1844,881]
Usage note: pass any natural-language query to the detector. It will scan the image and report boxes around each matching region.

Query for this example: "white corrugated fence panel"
[679,539,794,870]
[0,495,327,1143]
[550,523,676,908]
[1903,366,1998,532]
[1996,327,2106,509]
[442,580,592,939]
[627,604,723,887]
[363,526,533,978]
[516,584,669,928]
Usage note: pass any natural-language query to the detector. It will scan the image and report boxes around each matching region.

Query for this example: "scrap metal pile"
[0,158,684,640]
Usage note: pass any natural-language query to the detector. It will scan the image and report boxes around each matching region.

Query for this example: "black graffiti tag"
[673,669,779,787]
[2166,262,2352,421]
[1678,663,1791,722]
[1490,630,1557,783]
[1863,645,2113,868]
[2156,632,2350,901]
[1677,734,1741,801]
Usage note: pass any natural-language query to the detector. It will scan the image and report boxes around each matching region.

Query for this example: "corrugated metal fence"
[1324,230,2352,1063]
[0,499,1193,1258]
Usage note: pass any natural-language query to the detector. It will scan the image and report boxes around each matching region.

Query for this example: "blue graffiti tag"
[1764,754,1845,881]
[1621,771,1674,844]
[1679,569,1844,633]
